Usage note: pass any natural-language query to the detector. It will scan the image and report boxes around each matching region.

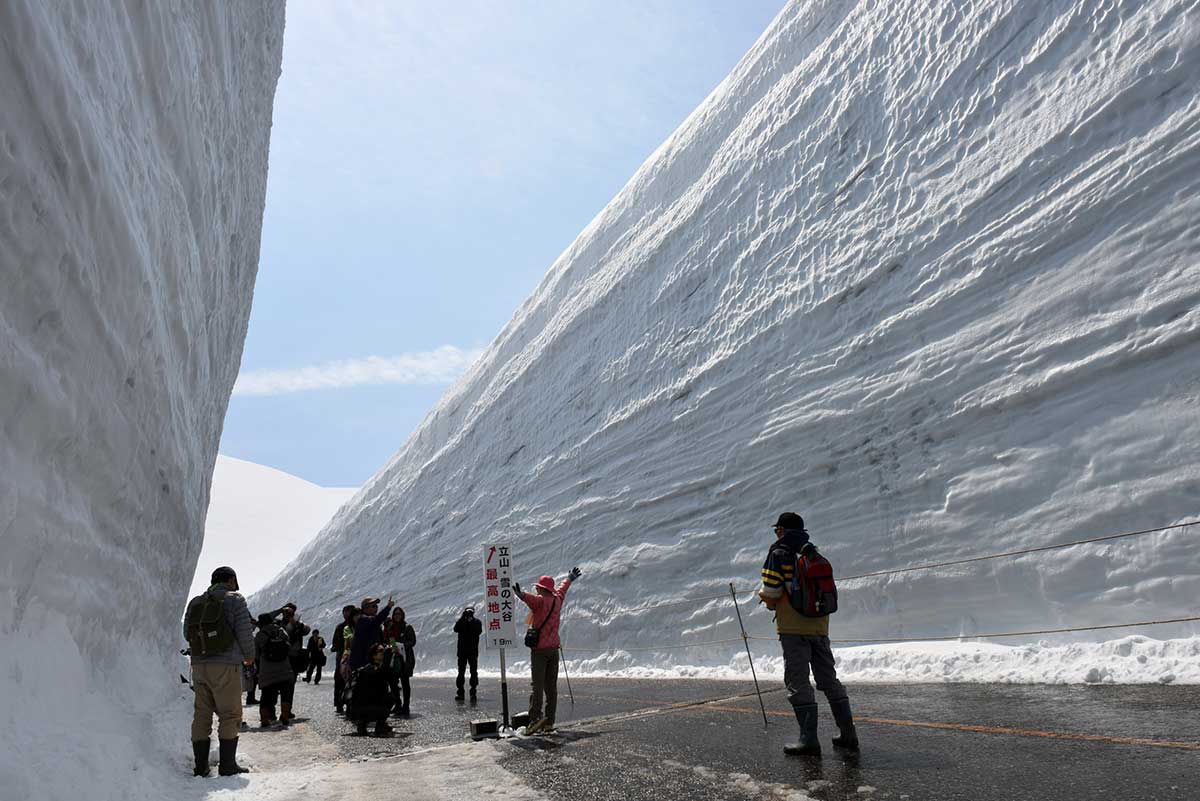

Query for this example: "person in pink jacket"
[514,567,581,733]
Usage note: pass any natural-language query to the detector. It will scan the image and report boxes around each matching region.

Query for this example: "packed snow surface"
[264,0,1200,679]
[0,2,283,799]
[189,455,356,599]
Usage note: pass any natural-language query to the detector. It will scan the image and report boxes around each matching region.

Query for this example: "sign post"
[484,543,518,736]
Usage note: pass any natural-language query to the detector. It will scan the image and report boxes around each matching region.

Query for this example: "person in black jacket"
[304,630,327,684]
[453,607,483,701]
[349,644,395,737]
[330,605,356,712]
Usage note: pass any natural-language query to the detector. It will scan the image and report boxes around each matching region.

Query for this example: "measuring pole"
[729,582,769,729]
[499,646,511,733]
[559,646,574,703]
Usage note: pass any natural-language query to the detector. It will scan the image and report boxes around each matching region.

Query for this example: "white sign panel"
[483,543,518,649]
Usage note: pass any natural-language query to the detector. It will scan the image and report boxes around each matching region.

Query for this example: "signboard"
[483,543,518,649]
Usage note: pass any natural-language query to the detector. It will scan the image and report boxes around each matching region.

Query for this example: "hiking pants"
[260,679,296,720]
[528,648,560,723]
[191,662,243,741]
[780,634,848,709]
[456,654,479,691]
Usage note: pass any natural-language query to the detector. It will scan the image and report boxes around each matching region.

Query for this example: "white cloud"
[233,346,483,396]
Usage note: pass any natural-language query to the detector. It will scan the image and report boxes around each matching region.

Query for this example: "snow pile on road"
[256,0,1200,681]
[189,456,357,599]
[0,2,283,799]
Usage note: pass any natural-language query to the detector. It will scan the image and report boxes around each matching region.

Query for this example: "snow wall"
[256,0,1200,678]
[0,2,284,798]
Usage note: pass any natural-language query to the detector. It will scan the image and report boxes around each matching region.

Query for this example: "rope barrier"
[559,615,1200,658]
[744,615,1200,644]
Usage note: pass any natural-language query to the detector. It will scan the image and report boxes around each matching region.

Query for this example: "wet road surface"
[246,674,1200,799]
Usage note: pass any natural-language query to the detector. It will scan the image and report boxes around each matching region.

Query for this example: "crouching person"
[350,644,395,736]
[184,566,255,777]
[759,513,858,756]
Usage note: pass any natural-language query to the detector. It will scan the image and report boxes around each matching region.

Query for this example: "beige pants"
[191,662,244,741]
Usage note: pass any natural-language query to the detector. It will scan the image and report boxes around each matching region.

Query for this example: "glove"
[568,567,582,581]
[512,582,522,597]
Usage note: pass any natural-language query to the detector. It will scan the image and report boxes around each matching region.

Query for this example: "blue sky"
[220,0,787,487]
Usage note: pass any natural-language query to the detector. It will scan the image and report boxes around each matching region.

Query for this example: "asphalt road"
[244,674,1200,800]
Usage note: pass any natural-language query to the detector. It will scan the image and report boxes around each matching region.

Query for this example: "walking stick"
[560,646,575,703]
[730,583,769,729]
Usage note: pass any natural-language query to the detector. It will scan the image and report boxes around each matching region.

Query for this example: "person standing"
[330,605,357,713]
[304,630,327,684]
[453,607,483,701]
[347,596,393,670]
[281,604,311,681]
[183,566,255,777]
[254,613,297,729]
[386,607,416,716]
[514,567,580,734]
[759,512,858,756]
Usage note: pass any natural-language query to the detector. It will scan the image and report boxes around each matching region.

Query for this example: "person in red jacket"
[514,567,581,734]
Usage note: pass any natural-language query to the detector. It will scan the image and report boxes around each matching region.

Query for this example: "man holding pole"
[759,512,859,756]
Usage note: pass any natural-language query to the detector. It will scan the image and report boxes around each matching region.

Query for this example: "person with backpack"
[254,612,297,729]
[330,605,357,712]
[452,606,483,701]
[304,630,327,684]
[385,607,416,716]
[183,565,255,777]
[759,512,858,756]
[513,567,581,734]
[349,643,395,737]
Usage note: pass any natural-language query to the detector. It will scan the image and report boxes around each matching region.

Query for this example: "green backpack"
[185,591,235,657]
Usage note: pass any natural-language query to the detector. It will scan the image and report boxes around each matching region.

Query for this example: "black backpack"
[262,626,291,662]
[184,592,234,657]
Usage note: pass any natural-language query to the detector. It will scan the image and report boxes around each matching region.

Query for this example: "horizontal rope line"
[742,615,1200,644]
[558,616,1200,657]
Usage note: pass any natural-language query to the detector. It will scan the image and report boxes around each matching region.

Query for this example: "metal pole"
[559,646,574,703]
[499,646,511,732]
[730,582,769,729]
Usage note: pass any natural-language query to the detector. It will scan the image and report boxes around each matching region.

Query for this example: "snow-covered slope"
[256,0,1200,680]
[0,2,283,798]
[191,456,357,599]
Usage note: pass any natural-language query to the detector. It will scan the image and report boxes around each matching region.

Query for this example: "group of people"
[186,511,853,778]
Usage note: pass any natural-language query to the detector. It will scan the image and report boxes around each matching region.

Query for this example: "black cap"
[211,566,237,584]
[773,512,805,531]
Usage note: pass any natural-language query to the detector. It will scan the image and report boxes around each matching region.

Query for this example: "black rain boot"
[455,688,465,701]
[245,692,258,706]
[375,719,393,737]
[783,704,821,756]
[830,698,860,751]
[217,738,249,775]
[356,720,369,736]
[192,739,210,777]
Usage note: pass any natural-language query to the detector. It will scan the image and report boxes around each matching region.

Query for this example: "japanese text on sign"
[483,543,518,649]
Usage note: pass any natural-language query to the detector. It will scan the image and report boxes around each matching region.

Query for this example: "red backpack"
[787,543,838,618]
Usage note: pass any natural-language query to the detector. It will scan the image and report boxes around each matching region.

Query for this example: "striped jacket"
[761,531,829,636]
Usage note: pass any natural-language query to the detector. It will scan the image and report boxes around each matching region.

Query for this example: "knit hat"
[211,566,237,584]
[535,575,556,592]
[773,512,805,531]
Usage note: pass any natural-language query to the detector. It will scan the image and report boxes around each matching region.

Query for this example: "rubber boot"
[356,720,369,736]
[192,739,210,777]
[783,704,821,756]
[217,738,249,775]
[245,691,258,706]
[455,689,465,701]
[279,702,292,728]
[259,706,272,729]
[830,698,859,751]
[375,719,393,737]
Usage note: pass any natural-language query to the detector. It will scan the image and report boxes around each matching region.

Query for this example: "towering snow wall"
[256,0,1200,673]
[0,2,283,797]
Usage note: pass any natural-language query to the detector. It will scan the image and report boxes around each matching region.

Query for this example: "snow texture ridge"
[257,0,1200,676]
[0,2,284,798]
